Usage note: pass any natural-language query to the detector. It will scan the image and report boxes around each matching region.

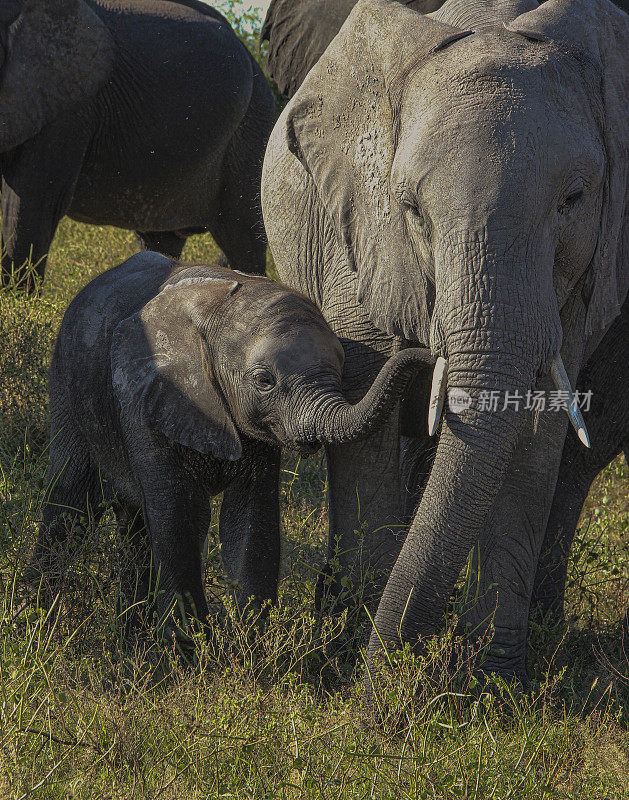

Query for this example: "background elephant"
[532,295,629,623]
[0,0,276,288]
[29,251,432,641]
[262,0,628,688]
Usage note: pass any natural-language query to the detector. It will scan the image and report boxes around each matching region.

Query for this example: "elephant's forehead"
[397,34,600,171]
[247,327,342,374]
[408,30,576,111]
[231,290,343,370]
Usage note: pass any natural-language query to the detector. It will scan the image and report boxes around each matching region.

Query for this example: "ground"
[0,218,627,798]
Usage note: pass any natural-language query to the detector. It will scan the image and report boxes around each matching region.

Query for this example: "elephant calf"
[28,252,432,642]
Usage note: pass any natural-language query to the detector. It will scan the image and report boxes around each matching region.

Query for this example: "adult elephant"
[262,0,628,688]
[0,0,276,288]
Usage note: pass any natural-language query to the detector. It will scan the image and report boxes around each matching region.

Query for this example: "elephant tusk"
[550,354,591,448]
[428,356,447,437]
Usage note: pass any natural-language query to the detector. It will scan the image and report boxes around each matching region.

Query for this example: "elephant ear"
[284,0,470,342]
[110,276,243,461]
[261,0,357,99]
[507,0,629,336]
[0,0,115,153]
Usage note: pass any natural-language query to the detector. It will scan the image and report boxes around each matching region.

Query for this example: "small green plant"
[215,0,266,66]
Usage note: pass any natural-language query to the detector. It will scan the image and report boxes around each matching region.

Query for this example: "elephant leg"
[208,183,268,276]
[400,436,435,522]
[317,304,406,625]
[1,124,88,290]
[114,503,153,640]
[135,230,187,260]
[532,300,629,622]
[218,447,281,614]
[1,179,63,290]
[139,479,211,646]
[322,411,405,617]
[27,421,106,607]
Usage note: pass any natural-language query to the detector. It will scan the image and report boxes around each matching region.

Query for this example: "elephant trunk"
[366,233,562,674]
[295,347,434,445]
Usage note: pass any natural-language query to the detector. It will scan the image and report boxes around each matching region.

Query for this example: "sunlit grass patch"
[0,202,627,798]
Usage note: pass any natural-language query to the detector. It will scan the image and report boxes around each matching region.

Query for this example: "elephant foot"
[452,630,530,696]
[315,560,390,665]
[529,583,567,625]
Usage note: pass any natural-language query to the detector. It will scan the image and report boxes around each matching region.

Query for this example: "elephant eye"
[558,189,584,216]
[252,368,276,392]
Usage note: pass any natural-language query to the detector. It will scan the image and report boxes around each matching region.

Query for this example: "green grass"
[0,216,628,798]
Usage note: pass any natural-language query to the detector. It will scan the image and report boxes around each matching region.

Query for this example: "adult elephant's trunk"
[293,347,434,445]
[366,231,563,676]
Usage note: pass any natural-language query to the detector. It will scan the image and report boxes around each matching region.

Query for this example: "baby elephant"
[29,252,432,641]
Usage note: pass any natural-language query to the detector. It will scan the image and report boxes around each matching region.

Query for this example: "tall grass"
[0,216,628,798]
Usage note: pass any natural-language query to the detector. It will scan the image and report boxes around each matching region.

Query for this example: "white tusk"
[533,406,541,436]
[550,354,591,448]
[428,356,448,437]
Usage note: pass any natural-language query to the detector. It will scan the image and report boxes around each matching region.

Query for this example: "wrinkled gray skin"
[261,0,629,100]
[0,0,276,288]
[261,0,444,98]
[532,295,629,623]
[29,251,432,640]
[262,0,628,689]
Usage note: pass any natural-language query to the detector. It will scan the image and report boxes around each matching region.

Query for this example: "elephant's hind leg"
[114,503,154,642]
[208,185,268,276]
[27,426,106,608]
[207,70,275,277]
[135,230,187,260]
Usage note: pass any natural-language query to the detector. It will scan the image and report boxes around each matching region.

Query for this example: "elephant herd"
[7,0,628,696]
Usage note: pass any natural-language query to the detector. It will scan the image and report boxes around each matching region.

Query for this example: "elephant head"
[0,0,114,153]
[110,265,434,459]
[277,0,628,662]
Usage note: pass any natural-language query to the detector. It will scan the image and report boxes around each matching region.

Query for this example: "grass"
[0,217,628,798]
